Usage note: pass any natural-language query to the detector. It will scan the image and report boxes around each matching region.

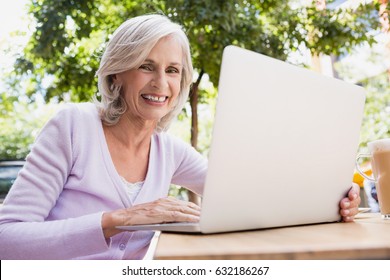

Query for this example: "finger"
[348,192,361,208]
[340,184,361,209]
[340,197,351,209]
[164,211,200,223]
[166,196,200,207]
[342,215,354,222]
[340,200,360,222]
[153,199,201,223]
[141,198,200,220]
[348,189,359,201]
[186,201,202,211]
[340,209,354,222]
[143,205,200,224]
[348,183,360,200]
[341,196,361,209]
[160,197,201,213]
[340,206,359,217]
[343,206,359,221]
[166,204,201,217]
[169,197,201,211]
[351,182,360,191]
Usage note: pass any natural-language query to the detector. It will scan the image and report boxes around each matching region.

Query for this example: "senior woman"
[0,14,360,260]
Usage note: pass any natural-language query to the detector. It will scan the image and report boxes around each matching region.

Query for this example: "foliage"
[8,0,380,103]
[358,72,390,152]
[170,82,216,154]
[0,0,385,160]
[333,36,390,153]
[0,101,57,160]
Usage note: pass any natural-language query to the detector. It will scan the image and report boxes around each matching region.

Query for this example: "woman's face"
[114,36,183,125]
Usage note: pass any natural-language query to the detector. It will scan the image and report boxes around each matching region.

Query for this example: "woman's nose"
[151,71,168,89]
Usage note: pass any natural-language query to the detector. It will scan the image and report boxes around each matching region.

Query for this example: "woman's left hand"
[339,183,361,222]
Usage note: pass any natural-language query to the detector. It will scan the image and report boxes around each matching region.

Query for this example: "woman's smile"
[141,94,169,105]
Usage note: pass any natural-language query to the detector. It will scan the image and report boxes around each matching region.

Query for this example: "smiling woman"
[0,14,207,260]
[94,16,193,132]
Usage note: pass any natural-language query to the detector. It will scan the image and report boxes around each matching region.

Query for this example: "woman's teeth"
[142,94,167,103]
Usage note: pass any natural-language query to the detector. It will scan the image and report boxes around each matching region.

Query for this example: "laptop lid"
[116,45,366,234]
[199,45,366,233]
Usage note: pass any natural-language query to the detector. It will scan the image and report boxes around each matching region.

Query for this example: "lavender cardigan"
[0,103,207,259]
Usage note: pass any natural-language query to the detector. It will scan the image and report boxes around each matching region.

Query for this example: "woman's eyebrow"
[144,59,155,64]
[144,58,182,67]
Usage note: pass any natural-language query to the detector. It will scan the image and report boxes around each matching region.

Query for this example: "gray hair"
[94,14,193,132]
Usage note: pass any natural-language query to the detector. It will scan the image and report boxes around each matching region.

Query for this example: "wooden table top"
[153,213,390,260]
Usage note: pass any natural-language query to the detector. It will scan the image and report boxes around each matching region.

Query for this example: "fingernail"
[345,216,353,222]
[343,202,350,208]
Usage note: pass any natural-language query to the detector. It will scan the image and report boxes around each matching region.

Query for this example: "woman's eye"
[139,64,153,71]
[167,67,180,74]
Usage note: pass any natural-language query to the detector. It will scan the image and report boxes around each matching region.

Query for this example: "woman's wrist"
[102,211,123,238]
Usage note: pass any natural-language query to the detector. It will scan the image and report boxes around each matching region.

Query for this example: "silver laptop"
[117,45,366,234]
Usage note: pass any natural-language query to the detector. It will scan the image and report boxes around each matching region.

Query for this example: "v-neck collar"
[95,108,154,208]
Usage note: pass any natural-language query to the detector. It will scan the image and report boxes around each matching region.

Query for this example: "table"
[152,213,390,260]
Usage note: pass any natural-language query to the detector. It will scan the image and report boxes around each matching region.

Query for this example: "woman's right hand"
[101,197,201,238]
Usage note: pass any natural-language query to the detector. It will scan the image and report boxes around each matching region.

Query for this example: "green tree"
[0,101,56,160]
[6,0,381,151]
[358,72,390,151]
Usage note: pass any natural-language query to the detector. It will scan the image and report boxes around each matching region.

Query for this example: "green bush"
[0,101,58,160]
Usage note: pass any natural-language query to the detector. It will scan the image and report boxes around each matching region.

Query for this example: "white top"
[120,177,144,203]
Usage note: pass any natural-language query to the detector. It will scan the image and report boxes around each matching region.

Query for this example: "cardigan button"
[119,243,126,251]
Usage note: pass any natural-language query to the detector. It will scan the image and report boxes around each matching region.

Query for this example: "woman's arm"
[170,137,208,195]
[0,105,109,259]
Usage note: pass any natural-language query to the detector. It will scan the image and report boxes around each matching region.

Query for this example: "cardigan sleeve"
[170,136,208,196]
[0,104,109,259]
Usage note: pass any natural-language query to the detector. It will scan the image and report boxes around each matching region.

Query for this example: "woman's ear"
[111,74,118,83]
[109,74,120,92]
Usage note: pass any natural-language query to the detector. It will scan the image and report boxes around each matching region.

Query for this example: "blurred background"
[0,0,389,202]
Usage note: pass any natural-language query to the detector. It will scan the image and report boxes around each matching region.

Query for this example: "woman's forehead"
[144,36,183,65]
